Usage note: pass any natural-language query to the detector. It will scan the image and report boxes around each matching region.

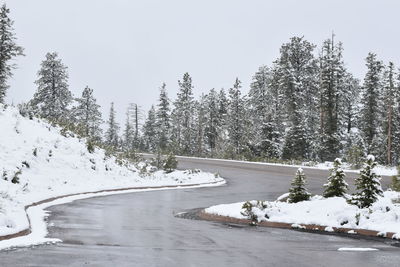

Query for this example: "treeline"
[139,37,400,166]
[0,3,399,166]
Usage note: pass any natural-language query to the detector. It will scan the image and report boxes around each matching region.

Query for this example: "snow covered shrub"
[11,169,21,184]
[86,139,95,153]
[348,155,383,208]
[241,200,268,225]
[323,158,348,198]
[2,170,7,180]
[150,151,165,169]
[185,169,201,175]
[288,168,310,203]
[122,150,141,163]
[22,161,30,168]
[139,163,151,177]
[163,153,178,173]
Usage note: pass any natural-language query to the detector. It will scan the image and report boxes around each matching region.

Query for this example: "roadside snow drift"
[0,105,224,248]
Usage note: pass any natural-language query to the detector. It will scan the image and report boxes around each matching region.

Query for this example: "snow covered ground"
[0,105,224,249]
[205,190,400,238]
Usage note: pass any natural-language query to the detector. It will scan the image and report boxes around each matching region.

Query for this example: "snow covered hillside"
[0,105,224,244]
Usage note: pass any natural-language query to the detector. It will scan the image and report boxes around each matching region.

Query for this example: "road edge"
[0,180,225,245]
[198,209,400,241]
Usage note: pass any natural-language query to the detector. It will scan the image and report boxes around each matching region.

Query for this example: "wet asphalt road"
[1,157,399,267]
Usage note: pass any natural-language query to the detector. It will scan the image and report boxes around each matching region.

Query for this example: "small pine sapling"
[241,201,259,225]
[241,200,269,225]
[323,158,348,198]
[348,155,383,208]
[288,168,311,203]
[163,153,178,173]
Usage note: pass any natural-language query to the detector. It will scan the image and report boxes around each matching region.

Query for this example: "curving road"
[1,157,399,266]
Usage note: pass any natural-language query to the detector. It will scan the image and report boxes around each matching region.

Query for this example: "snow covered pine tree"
[288,168,311,203]
[0,4,24,104]
[348,155,383,208]
[31,52,72,122]
[105,102,120,149]
[73,86,103,142]
[323,158,348,198]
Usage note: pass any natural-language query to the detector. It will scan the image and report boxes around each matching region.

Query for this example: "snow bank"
[0,105,224,249]
[205,191,400,237]
[149,153,398,177]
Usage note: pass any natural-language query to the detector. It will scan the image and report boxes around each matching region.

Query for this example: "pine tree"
[156,83,170,152]
[248,66,280,158]
[216,88,229,156]
[143,105,157,152]
[31,52,72,122]
[73,86,103,141]
[318,38,345,161]
[382,62,396,165]
[105,102,120,148]
[123,103,135,152]
[276,37,319,160]
[204,89,221,156]
[393,71,400,165]
[359,53,384,160]
[171,73,195,155]
[341,73,362,158]
[194,94,207,156]
[0,4,24,104]
[349,155,383,208]
[227,78,248,158]
[323,158,348,197]
[288,168,311,203]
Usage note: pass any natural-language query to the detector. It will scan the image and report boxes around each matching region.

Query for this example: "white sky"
[5,0,400,125]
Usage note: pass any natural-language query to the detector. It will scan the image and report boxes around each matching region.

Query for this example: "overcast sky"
[5,0,400,124]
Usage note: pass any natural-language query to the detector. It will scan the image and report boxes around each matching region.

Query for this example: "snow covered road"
[1,157,399,266]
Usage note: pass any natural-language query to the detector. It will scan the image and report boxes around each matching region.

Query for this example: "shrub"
[12,169,22,184]
[240,200,269,225]
[22,161,30,168]
[86,139,95,153]
[163,153,178,173]
[150,151,165,169]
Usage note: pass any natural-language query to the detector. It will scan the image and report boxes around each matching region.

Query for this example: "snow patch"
[338,248,378,252]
